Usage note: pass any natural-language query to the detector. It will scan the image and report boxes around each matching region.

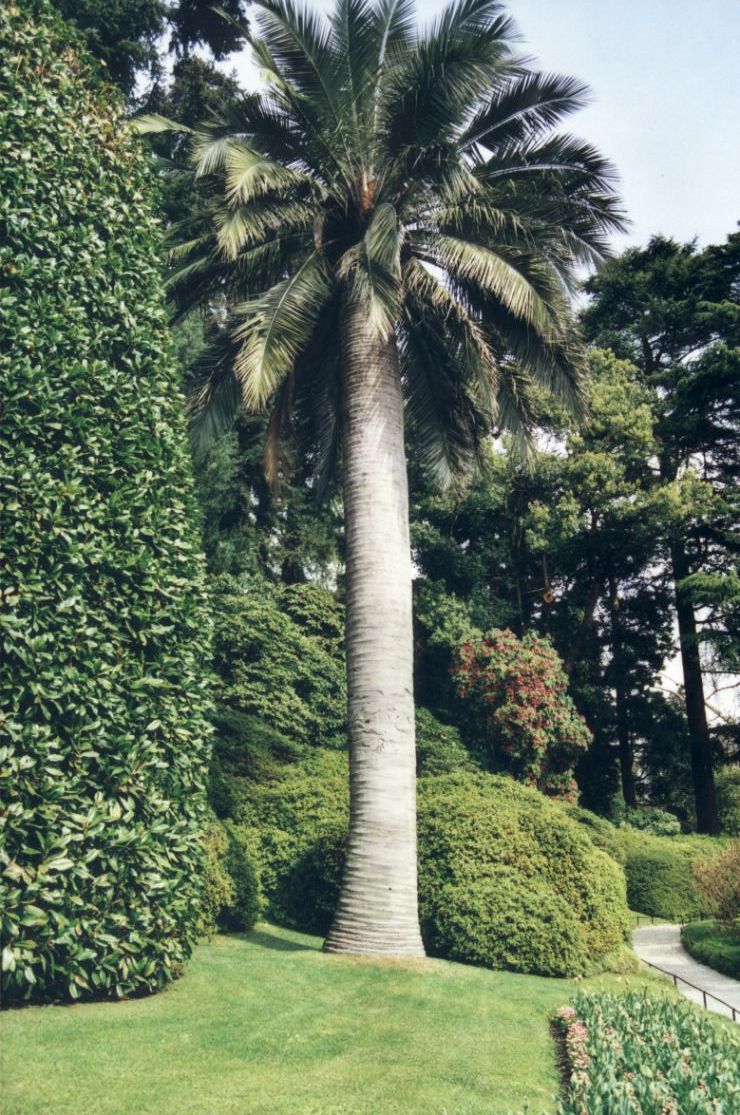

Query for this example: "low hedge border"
[681,920,740,981]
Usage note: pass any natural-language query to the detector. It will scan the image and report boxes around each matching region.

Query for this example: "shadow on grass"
[243,925,318,953]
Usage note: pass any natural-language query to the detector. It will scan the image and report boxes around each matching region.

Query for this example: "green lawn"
[2,923,676,1115]
[682,919,740,980]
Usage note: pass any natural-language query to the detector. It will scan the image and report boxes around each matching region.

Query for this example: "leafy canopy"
[138,0,625,485]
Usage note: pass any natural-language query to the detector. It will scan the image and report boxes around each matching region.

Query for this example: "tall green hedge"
[0,1,212,1003]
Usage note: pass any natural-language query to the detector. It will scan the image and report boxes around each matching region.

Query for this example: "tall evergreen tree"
[51,0,250,96]
[583,233,740,833]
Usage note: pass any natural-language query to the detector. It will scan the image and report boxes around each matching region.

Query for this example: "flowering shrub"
[554,992,740,1114]
[453,630,591,800]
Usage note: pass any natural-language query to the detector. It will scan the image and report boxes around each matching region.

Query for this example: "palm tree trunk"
[324,295,425,957]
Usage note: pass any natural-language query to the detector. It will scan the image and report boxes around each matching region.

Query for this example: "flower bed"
[553,991,739,1114]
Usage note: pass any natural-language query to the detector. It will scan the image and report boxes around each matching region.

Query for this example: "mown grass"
[682,919,740,980]
[2,923,679,1115]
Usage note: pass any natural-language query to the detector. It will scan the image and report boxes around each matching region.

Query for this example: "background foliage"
[0,1,212,1003]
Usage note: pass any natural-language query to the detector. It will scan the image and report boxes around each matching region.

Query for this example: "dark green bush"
[563,804,625,862]
[428,870,585,977]
[418,774,630,975]
[681,919,740,980]
[0,1,212,1003]
[198,819,260,935]
[274,823,347,935]
[199,822,235,937]
[716,766,740,836]
[235,748,349,927]
[212,575,346,748]
[624,846,702,920]
[415,708,476,776]
[209,711,305,818]
[220,822,260,932]
[610,797,681,836]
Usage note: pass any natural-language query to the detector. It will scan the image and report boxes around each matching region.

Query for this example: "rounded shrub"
[564,804,625,862]
[418,773,630,975]
[198,820,260,935]
[429,871,585,977]
[0,2,212,1003]
[198,822,236,937]
[234,748,349,928]
[624,847,702,921]
[692,842,740,927]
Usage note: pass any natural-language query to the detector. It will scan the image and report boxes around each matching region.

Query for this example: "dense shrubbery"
[0,2,212,1003]
[418,774,630,975]
[692,841,740,927]
[623,845,702,920]
[233,748,349,931]
[199,822,236,937]
[211,575,346,748]
[682,919,740,980]
[554,991,740,1113]
[193,819,262,937]
[610,798,681,836]
[563,804,625,862]
[415,708,477,776]
[453,630,591,800]
[565,806,726,920]
[229,752,629,974]
[716,766,740,836]
[429,872,586,977]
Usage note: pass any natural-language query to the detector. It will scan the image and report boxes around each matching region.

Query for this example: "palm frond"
[187,330,243,455]
[494,360,539,462]
[462,71,590,151]
[401,291,494,487]
[223,140,314,204]
[132,113,194,136]
[381,0,518,160]
[232,251,334,408]
[253,0,342,119]
[415,232,555,335]
[214,198,314,260]
[478,133,620,195]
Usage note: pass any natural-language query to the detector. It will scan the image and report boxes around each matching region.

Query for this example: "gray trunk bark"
[323,295,425,957]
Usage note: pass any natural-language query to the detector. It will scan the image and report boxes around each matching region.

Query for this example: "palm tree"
[138,0,624,957]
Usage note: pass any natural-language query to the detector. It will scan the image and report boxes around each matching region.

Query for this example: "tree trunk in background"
[608,574,637,807]
[324,296,425,957]
[670,540,719,834]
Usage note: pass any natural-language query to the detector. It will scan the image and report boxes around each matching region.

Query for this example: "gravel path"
[632,924,740,1022]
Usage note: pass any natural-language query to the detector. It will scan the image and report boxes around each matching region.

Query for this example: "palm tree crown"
[139,0,625,482]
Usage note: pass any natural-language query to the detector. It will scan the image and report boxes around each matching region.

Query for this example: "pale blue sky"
[231,0,740,250]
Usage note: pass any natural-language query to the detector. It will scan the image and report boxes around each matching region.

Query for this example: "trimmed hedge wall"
[566,806,726,921]
[0,1,212,1002]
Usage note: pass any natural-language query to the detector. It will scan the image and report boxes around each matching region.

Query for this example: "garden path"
[632,924,740,1022]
